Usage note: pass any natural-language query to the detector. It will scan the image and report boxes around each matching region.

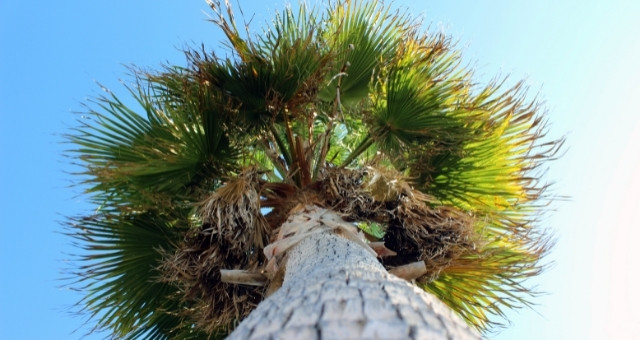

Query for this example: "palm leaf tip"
[65,212,188,339]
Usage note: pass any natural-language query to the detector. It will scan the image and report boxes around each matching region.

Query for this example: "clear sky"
[1,1,638,339]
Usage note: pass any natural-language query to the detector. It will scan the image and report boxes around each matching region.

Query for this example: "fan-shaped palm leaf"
[319,0,409,105]
[67,211,195,339]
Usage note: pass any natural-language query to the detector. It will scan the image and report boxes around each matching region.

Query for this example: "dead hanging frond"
[384,189,478,282]
[359,165,478,280]
[363,165,435,203]
[157,168,269,334]
[158,239,264,334]
[199,168,269,251]
[316,166,388,222]
[316,164,477,282]
[365,165,408,202]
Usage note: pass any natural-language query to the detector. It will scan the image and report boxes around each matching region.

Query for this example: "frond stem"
[312,118,334,180]
[340,134,374,167]
[269,124,293,168]
[259,139,289,181]
[281,109,301,186]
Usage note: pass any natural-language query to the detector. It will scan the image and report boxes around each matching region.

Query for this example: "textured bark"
[228,214,480,340]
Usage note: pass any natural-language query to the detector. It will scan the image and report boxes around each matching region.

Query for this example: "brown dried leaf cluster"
[199,169,268,251]
[384,198,477,281]
[158,169,269,333]
[316,166,388,222]
[318,166,477,281]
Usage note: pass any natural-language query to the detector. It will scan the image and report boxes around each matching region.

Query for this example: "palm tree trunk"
[228,207,480,340]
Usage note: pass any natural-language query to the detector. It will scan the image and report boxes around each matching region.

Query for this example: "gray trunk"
[228,218,480,340]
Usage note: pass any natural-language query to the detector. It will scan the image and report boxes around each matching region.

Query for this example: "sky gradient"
[1,1,639,339]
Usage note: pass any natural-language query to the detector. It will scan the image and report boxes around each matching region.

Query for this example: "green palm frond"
[205,2,331,130]
[67,211,193,339]
[419,82,554,210]
[348,18,560,331]
[369,34,470,152]
[71,74,237,210]
[319,0,409,105]
[395,78,561,329]
[423,232,552,330]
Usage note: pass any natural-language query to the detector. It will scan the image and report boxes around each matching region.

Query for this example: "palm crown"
[67,0,562,338]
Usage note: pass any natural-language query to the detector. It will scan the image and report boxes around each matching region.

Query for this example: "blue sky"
[1,0,639,339]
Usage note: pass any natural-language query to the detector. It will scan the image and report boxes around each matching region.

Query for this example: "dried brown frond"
[384,191,477,281]
[199,168,269,251]
[316,165,477,282]
[158,238,264,334]
[316,166,388,222]
[158,168,270,334]
[364,165,435,203]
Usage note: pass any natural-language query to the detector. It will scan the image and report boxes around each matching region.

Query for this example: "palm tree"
[66,0,562,338]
